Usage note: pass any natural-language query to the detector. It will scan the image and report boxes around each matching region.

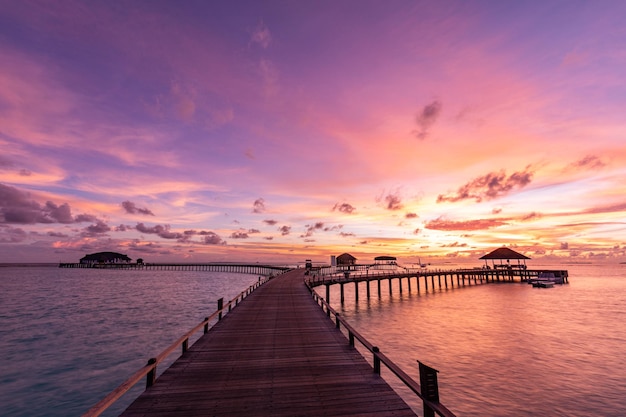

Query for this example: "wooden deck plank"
[119,269,417,417]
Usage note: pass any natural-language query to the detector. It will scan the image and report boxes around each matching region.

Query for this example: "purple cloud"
[437,167,534,203]
[230,231,249,239]
[0,183,100,224]
[122,201,154,216]
[252,198,266,213]
[414,100,442,140]
[385,193,403,210]
[333,203,356,214]
[203,232,225,245]
[0,225,28,243]
[302,222,324,237]
[82,221,111,236]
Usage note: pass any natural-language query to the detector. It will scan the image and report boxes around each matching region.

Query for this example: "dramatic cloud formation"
[437,168,534,203]
[1,2,625,263]
[0,184,94,224]
[122,201,154,216]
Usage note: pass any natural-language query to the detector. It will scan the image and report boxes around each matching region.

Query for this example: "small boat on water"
[532,280,555,288]
[529,272,562,288]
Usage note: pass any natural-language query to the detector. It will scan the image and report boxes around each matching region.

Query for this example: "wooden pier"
[90,269,455,417]
[59,262,289,276]
[307,267,568,304]
[84,262,568,417]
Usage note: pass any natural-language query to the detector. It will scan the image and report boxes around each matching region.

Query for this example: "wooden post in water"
[354,281,359,302]
[325,284,330,305]
[418,361,440,417]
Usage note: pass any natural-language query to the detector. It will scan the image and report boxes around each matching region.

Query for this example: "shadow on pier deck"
[118,269,419,417]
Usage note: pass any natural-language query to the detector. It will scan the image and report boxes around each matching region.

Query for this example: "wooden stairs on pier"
[119,269,417,417]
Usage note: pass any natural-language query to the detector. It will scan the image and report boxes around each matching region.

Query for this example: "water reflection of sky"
[324,264,626,416]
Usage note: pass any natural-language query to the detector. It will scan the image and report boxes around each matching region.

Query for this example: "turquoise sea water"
[1,263,625,416]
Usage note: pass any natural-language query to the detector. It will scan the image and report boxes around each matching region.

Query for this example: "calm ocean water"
[320,262,626,416]
[0,267,263,417]
[1,263,625,416]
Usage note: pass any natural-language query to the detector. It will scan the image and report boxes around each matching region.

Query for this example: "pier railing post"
[418,361,440,417]
[204,317,209,334]
[373,347,381,375]
[217,298,224,321]
[146,358,157,388]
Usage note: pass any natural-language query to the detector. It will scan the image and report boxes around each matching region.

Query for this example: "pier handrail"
[306,266,568,288]
[82,276,270,417]
[305,280,456,417]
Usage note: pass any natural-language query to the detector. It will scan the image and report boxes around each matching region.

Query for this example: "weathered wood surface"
[119,269,416,417]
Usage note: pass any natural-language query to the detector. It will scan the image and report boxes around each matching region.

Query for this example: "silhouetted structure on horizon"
[80,252,132,264]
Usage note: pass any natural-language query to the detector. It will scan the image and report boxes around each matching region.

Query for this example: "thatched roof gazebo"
[479,247,529,269]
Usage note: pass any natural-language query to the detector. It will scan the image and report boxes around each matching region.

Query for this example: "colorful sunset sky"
[1,0,625,264]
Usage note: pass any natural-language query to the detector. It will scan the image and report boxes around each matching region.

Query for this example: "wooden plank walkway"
[119,269,417,417]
